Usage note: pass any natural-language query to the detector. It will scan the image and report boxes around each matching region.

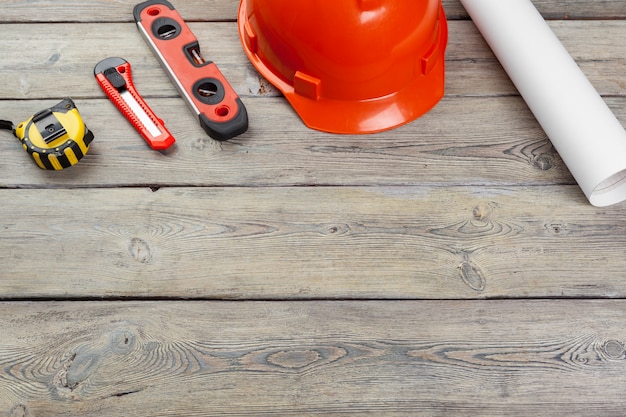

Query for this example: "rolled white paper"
[460,0,626,206]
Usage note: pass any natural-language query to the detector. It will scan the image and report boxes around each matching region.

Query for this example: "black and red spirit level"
[134,0,248,141]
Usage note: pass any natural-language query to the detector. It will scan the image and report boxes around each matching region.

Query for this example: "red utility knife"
[94,57,175,150]
[134,0,248,141]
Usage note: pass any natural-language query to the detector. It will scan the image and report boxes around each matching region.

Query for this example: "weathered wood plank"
[1,186,626,299]
[1,0,625,23]
[4,95,625,188]
[0,3,624,417]
[2,300,626,416]
[0,3,624,416]
[0,21,624,100]
[0,95,579,187]
[0,0,240,23]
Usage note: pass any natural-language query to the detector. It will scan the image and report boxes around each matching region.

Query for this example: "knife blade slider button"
[104,67,127,90]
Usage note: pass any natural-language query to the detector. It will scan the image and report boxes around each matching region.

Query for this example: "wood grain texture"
[0,0,625,22]
[0,95,583,188]
[0,21,624,100]
[1,1,626,415]
[1,95,623,188]
[2,186,626,299]
[2,300,626,416]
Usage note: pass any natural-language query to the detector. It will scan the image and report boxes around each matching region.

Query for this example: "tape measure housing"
[14,99,94,170]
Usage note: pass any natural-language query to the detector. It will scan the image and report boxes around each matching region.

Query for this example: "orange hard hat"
[238,0,448,134]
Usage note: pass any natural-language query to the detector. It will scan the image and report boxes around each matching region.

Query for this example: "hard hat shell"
[238,0,448,134]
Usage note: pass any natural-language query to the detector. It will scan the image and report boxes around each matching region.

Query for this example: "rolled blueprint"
[460,0,626,206]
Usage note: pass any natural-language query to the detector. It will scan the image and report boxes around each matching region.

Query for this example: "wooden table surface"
[1,0,625,415]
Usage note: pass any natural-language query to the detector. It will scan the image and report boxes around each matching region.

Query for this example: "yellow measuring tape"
[3,98,94,170]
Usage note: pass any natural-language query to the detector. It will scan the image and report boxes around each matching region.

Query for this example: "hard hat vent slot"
[294,71,321,101]
[420,22,442,75]
[244,21,258,53]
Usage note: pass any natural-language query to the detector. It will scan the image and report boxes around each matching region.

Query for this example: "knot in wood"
[322,223,350,236]
[545,222,567,235]
[129,237,153,263]
[532,154,554,170]
[458,257,486,292]
[268,349,322,370]
[602,340,626,360]
[9,404,32,417]
[472,202,494,223]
